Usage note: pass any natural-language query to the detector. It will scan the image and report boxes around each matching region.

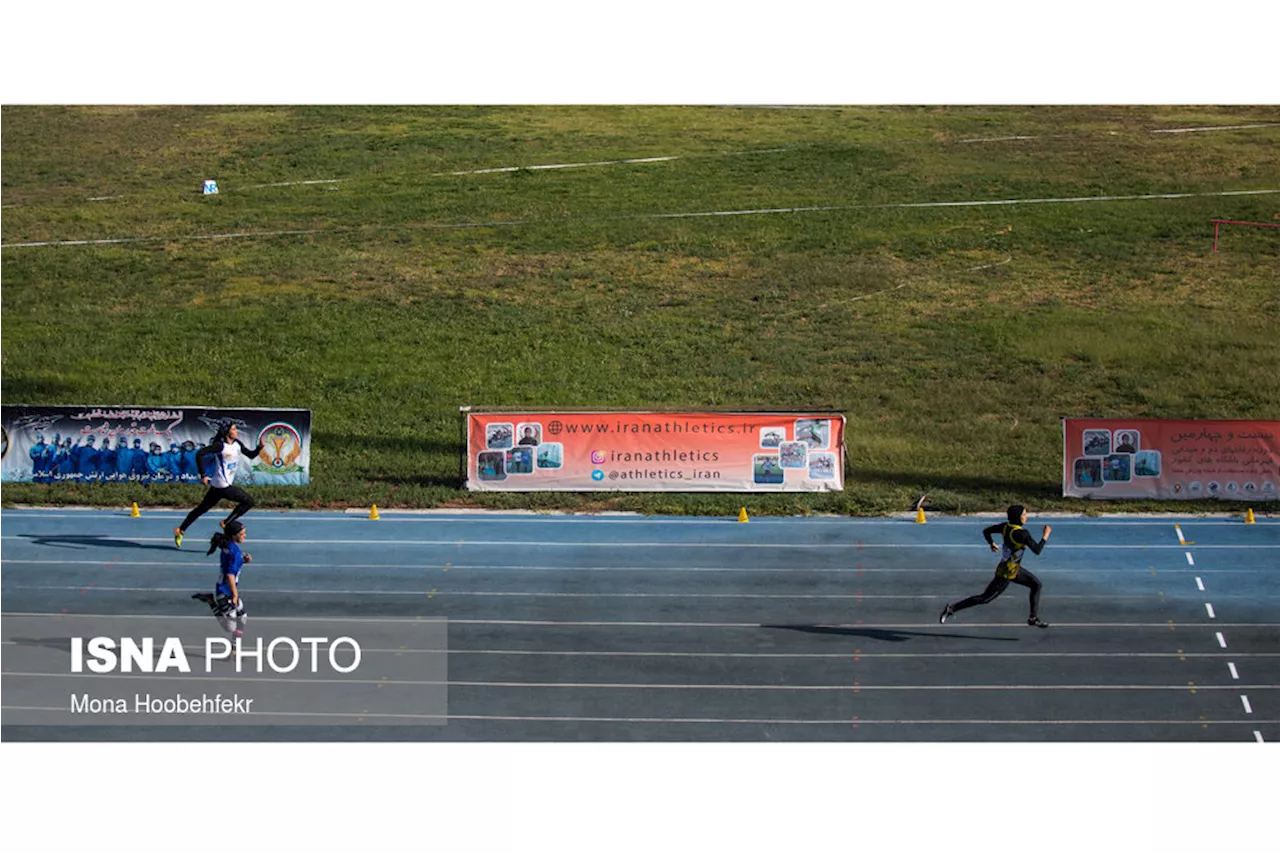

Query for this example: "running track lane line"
[10,672,1280,692]
[4,704,1277,726]
[4,612,1276,629]
[7,642,1278,661]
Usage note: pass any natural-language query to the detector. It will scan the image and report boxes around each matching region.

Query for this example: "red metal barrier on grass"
[1212,218,1280,251]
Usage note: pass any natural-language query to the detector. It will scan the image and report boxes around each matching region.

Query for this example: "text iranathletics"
[70,693,255,715]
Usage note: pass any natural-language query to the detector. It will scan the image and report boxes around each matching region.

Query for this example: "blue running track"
[2,508,1276,741]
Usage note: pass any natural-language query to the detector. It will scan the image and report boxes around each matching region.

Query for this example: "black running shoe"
[939,604,955,624]
[1027,616,1050,628]
[191,592,214,604]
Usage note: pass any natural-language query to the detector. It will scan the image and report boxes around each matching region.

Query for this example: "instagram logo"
[590,450,606,464]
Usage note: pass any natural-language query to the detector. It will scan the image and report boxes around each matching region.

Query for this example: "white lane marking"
[5,637,1274,655]
[5,704,1277,726]
[1241,695,1253,714]
[8,671,1277,692]
[7,558,1280,576]
[7,189,1279,249]
[5,611,1276,630]
[1196,577,1205,591]
[1206,603,1216,619]
[8,583,1240,602]
[1186,552,1196,565]
[0,704,447,722]
[1175,525,1187,544]
[1229,662,1240,679]
[1256,731,1266,743]
[1152,123,1280,134]
[1217,633,1229,647]
[7,534,1280,549]
[3,584,993,601]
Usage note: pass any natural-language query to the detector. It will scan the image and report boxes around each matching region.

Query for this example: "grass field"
[2,105,1278,515]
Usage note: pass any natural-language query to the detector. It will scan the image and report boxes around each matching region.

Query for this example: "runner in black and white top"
[173,422,264,549]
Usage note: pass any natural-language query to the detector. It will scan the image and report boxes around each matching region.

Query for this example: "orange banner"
[1062,418,1279,500]
[466,411,845,492]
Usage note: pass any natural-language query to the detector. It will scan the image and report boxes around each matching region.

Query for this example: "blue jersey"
[215,542,246,598]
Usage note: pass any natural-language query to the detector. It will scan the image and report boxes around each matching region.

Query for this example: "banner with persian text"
[465,411,845,492]
[1062,418,1278,500]
[1,405,312,486]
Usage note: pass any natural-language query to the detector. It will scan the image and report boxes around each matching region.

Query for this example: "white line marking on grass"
[1206,603,1216,618]
[2,227,334,249]
[966,256,1012,271]
[441,156,679,176]
[646,189,1280,220]
[959,135,1042,143]
[1152,123,1280,134]
[8,189,1280,250]
[1196,577,1205,591]
[1229,662,1240,679]
[239,179,347,189]
[1218,632,1228,648]
[1241,695,1253,713]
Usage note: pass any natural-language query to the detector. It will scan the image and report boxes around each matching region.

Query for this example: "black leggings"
[178,485,254,532]
[952,567,1042,619]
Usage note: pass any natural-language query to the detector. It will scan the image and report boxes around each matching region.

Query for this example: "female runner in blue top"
[192,519,252,637]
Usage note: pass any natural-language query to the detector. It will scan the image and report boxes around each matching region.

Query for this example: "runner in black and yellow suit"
[940,505,1052,628]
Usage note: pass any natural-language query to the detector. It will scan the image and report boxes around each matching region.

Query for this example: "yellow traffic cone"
[369,504,381,520]
[738,507,749,523]
[130,502,141,518]
[915,506,927,524]
[1245,508,1255,524]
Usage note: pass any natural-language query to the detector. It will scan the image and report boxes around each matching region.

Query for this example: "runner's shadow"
[763,624,1019,643]
[18,534,178,552]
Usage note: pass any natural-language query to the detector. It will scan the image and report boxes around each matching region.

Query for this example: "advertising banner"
[465,410,845,492]
[1,405,312,486]
[1062,418,1279,500]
